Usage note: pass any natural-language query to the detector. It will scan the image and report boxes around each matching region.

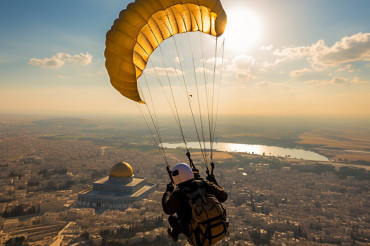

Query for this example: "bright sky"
[0,0,369,118]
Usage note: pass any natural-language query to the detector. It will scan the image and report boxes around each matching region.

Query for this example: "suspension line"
[171,4,208,166]
[199,33,213,168]
[212,39,226,151]
[210,37,219,162]
[136,103,168,166]
[136,86,168,167]
[162,7,209,171]
[158,10,191,153]
[171,35,209,171]
[143,10,189,154]
[185,32,208,166]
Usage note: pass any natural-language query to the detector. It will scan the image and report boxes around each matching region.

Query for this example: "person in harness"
[162,163,228,245]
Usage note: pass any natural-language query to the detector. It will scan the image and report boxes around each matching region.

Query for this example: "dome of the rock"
[109,162,133,178]
[78,160,156,211]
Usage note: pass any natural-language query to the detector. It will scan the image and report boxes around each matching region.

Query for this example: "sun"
[224,8,263,52]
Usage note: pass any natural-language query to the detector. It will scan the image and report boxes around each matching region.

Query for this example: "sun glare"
[224,8,262,51]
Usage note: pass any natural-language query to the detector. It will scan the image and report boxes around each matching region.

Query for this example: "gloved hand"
[166,182,174,193]
[206,174,218,184]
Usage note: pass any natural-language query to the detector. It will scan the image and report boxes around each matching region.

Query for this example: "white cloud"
[256,81,274,87]
[28,52,92,68]
[336,64,352,72]
[273,46,311,60]
[146,67,184,76]
[270,32,370,68]
[351,76,369,84]
[312,33,370,67]
[262,58,286,68]
[232,55,255,70]
[260,45,273,51]
[201,57,227,65]
[195,67,215,75]
[305,76,349,85]
[29,56,64,68]
[332,77,348,84]
[290,68,312,78]
[236,71,256,82]
[223,55,257,83]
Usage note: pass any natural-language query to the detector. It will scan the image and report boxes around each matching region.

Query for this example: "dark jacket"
[162,180,228,226]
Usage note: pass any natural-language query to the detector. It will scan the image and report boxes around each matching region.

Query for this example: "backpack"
[182,180,228,246]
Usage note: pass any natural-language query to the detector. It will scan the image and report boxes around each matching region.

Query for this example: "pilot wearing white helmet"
[162,163,228,242]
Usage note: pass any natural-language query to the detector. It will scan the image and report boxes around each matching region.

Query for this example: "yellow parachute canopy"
[105,0,227,103]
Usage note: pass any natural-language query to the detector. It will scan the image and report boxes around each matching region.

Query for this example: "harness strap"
[199,220,227,245]
[209,223,227,239]
[166,165,174,184]
[198,215,224,225]
[210,162,215,175]
[193,227,202,246]
[192,221,227,246]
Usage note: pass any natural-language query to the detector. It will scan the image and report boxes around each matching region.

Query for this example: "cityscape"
[0,117,369,245]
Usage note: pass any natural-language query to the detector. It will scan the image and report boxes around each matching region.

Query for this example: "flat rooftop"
[94,176,145,187]
[80,184,156,198]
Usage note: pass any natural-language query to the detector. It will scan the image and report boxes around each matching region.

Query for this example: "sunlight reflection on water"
[162,142,329,162]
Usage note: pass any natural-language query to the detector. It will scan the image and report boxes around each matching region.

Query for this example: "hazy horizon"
[1,113,370,132]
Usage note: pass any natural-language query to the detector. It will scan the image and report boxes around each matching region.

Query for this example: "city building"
[77,162,156,211]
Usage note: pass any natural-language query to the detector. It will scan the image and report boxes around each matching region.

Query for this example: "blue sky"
[0,0,369,117]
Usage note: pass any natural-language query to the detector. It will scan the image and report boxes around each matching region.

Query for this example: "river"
[162,142,329,162]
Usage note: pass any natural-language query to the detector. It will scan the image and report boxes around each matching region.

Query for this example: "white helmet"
[172,163,194,185]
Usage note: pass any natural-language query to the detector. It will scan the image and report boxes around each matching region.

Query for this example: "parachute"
[105,0,227,103]
[105,0,227,177]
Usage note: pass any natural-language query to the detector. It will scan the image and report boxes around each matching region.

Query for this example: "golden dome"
[109,162,133,178]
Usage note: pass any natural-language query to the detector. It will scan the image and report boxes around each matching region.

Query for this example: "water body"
[162,142,329,162]
[345,150,370,154]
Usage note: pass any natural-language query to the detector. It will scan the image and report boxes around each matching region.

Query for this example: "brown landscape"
[298,129,370,162]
